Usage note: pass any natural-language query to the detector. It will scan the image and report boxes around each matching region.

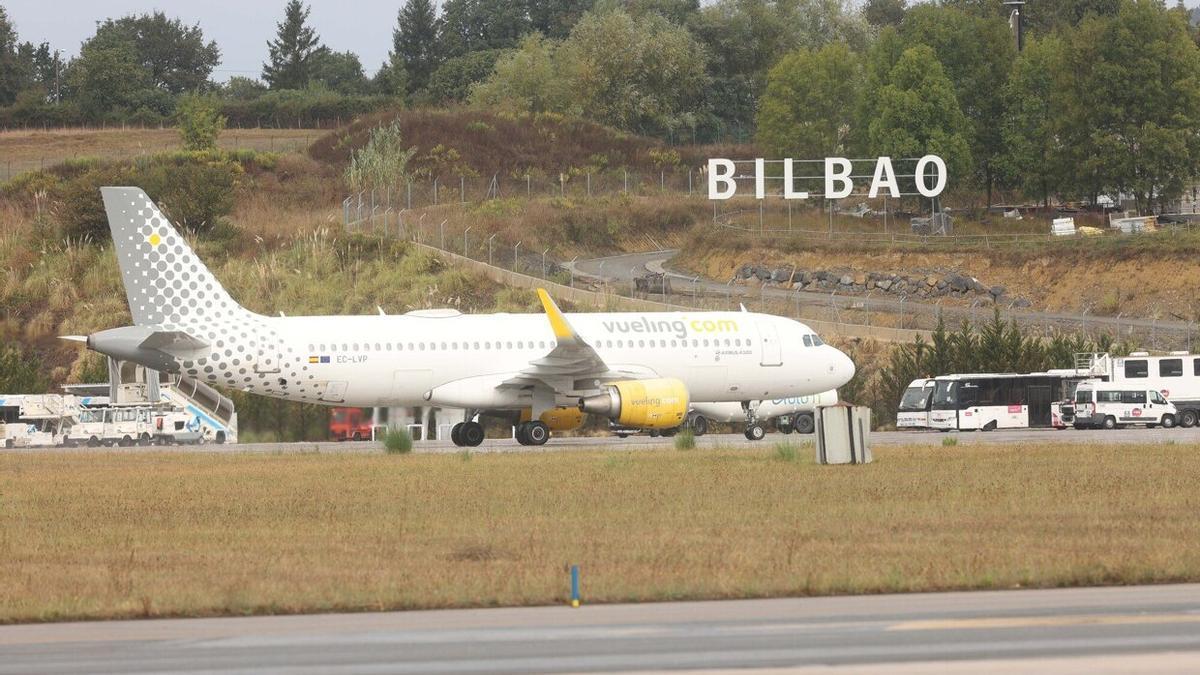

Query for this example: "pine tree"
[262,0,328,90]
[391,0,440,95]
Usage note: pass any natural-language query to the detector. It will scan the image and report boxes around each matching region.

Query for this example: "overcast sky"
[5,1,402,81]
[7,0,1200,84]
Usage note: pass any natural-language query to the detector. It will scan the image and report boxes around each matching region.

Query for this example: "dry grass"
[0,128,321,182]
[2,443,1199,623]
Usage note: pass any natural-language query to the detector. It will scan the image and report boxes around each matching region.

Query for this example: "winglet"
[537,288,580,343]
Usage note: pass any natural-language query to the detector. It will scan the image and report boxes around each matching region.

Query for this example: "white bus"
[896,378,935,429]
[1072,379,1177,429]
[928,373,1071,431]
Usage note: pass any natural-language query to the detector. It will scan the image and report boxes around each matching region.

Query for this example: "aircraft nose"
[831,347,856,386]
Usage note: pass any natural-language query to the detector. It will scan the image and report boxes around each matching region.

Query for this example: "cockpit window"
[802,335,812,347]
[811,334,824,346]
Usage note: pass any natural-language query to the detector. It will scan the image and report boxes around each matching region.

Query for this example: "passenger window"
[1122,390,1146,405]
[1124,360,1148,378]
[1161,359,1183,377]
[1195,358,1200,377]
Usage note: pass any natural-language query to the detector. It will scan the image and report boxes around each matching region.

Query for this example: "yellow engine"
[578,378,690,429]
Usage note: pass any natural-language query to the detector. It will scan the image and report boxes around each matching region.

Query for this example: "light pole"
[569,256,578,288]
[599,261,606,295]
[463,226,472,257]
[514,241,522,273]
[542,248,549,279]
[439,219,446,250]
[488,233,497,266]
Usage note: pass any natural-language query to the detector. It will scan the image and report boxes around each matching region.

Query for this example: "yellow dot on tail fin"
[148,233,161,247]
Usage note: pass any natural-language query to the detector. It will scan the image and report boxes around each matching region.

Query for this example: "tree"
[469,34,573,114]
[176,95,226,151]
[867,46,973,186]
[1052,0,1200,212]
[222,76,268,100]
[426,49,505,103]
[66,39,157,119]
[438,0,531,59]
[391,0,440,95]
[899,5,1015,207]
[757,43,863,158]
[529,0,595,38]
[1000,36,1063,206]
[558,8,710,135]
[0,5,28,105]
[864,0,906,26]
[312,51,369,94]
[87,12,220,94]
[263,0,329,89]
[0,345,47,394]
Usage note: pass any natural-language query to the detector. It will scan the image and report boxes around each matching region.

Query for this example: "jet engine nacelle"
[579,378,689,429]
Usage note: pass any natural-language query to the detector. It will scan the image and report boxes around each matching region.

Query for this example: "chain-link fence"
[344,200,1198,351]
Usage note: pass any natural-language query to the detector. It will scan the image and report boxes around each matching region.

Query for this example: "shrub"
[384,428,413,454]
[177,96,227,151]
[674,428,695,450]
[942,436,959,447]
[0,345,48,393]
[774,441,800,462]
[345,120,417,190]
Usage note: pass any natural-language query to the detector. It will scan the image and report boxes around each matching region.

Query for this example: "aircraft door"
[1028,385,1051,427]
[756,320,783,367]
[255,345,282,374]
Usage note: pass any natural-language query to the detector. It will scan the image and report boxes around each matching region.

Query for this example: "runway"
[4,584,1200,673]
[7,425,1199,454]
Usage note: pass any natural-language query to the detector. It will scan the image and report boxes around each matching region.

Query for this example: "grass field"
[2,443,1199,623]
[0,127,321,181]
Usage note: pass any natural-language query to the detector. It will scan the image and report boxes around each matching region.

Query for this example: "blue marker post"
[570,565,581,608]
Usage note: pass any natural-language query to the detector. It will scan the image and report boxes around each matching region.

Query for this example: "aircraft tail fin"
[101,186,248,327]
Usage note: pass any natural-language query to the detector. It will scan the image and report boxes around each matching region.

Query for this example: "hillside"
[308,108,752,178]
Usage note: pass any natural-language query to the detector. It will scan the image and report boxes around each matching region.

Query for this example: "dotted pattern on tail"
[102,187,324,403]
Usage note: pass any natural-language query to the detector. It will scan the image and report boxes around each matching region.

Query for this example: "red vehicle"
[330,407,373,441]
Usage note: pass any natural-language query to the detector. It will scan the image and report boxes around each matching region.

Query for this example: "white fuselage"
[222,309,854,410]
[691,390,839,423]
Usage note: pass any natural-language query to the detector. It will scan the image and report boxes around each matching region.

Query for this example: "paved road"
[4,585,1200,673]
[6,426,1199,455]
[571,250,1195,339]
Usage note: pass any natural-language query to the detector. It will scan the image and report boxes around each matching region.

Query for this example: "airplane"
[73,187,856,447]
[688,390,839,439]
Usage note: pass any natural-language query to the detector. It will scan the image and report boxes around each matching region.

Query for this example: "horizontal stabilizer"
[138,330,210,354]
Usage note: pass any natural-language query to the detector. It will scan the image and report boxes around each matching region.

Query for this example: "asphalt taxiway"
[4,584,1200,673]
[6,425,1198,454]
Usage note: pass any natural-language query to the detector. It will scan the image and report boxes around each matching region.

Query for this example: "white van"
[1072,379,1177,429]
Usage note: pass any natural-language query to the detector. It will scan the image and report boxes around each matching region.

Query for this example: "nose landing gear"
[741,400,766,441]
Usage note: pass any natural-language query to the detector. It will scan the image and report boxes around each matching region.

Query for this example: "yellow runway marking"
[889,613,1200,631]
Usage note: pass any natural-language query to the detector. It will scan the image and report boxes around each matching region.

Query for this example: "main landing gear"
[515,421,550,446]
[450,413,486,448]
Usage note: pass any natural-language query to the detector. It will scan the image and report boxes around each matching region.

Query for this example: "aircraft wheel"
[661,428,677,437]
[649,429,660,438]
[615,432,629,439]
[450,422,465,447]
[690,415,708,437]
[744,423,766,441]
[525,421,550,446]
[1180,409,1198,428]
[777,422,794,435]
[462,422,485,447]
[794,413,815,435]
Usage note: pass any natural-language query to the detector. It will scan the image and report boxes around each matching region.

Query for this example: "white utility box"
[815,403,872,465]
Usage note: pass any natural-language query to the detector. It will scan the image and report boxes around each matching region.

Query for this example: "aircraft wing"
[499,289,616,392]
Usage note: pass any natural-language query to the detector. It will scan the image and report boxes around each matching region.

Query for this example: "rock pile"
[735,263,1032,307]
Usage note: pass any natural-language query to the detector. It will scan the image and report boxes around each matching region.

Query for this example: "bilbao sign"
[707,155,947,200]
